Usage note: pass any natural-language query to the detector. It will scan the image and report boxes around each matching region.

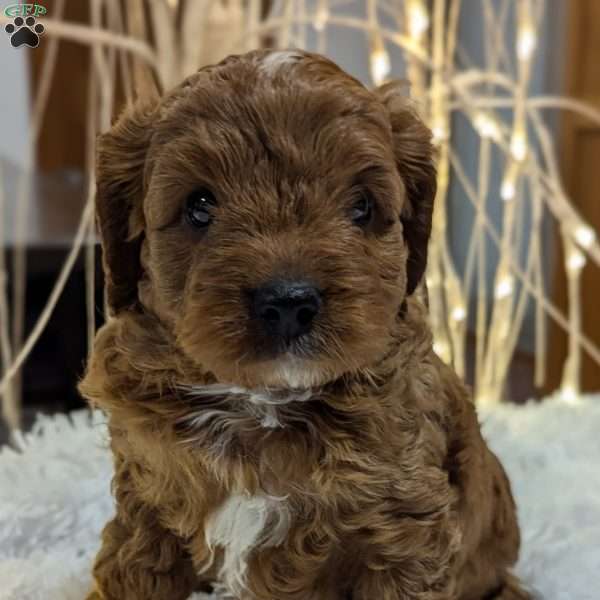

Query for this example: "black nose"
[253,280,321,342]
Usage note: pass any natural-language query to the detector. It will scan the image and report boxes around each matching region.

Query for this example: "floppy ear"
[375,82,437,295]
[96,100,158,315]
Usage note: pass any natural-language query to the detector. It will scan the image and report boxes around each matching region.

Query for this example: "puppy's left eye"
[185,187,216,229]
[350,192,373,227]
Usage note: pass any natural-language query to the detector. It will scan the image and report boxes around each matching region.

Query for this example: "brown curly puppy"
[80,50,529,600]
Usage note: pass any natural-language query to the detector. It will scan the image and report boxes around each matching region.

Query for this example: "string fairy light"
[495,275,514,300]
[474,112,502,142]
[402,0,429,100]
[367,0,390,87]
[407,0,430,40]
[516,0,537,62]
[451,305,467,323]
[500,178,516,202]
[313,0,329,32]
[516,21,537,62]
[574,224,596,249]
[369,32,391,86]
[510,129,528,162]
[560,384,579,405]
[501,160,520,202]
[509,1,533,167]
[431,119,449,144]
[560,234,584,403]
[567,248,586,273]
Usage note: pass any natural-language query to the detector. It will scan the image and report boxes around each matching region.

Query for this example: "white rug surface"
[1,396,599,600]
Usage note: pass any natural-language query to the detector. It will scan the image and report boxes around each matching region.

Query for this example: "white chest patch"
[204,493,291,596]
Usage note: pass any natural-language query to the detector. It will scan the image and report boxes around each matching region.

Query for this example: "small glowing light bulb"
[451,305,466,322]
[166,0,178,8]
[474,113,501,141]
[432,128,447,144]
[314,3,329,31]
[431,124,448,144]
[561,384,578,405]
[510,131,527,162]
[501,161,519,201]
[495,276,514,300]
[370,39,391,86]
[567,249,586,272]
[517,27,536,61]
[501,179,516,202]
[574,225,596,249]
[408,1,429,39]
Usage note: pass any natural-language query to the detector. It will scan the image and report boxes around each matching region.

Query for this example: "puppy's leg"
[448,413,525,597]
[441,376,528,600]
[91,508,197,600]
[348,502,459,600]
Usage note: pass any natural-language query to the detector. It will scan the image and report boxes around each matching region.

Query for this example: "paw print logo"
[4,16,45,48]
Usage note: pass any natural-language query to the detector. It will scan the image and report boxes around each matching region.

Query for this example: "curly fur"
[80,50,528,600]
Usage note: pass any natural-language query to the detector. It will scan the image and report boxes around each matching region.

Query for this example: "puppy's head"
[96,50,436,389]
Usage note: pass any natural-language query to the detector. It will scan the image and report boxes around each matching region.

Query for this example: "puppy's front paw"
[84,589,103,600]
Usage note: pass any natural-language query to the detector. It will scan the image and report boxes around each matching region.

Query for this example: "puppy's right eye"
[350,191,373,228]
[184,188,216,229]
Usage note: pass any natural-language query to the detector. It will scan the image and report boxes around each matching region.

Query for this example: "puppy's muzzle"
[252,279,321,344]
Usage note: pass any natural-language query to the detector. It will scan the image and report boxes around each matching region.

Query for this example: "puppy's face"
[96,50,436,389]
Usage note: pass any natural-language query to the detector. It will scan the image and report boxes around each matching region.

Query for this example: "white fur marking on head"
[204,493,291,596]
[260,50,303,76]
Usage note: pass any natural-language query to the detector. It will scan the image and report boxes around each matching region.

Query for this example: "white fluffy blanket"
[1,396,599,600]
